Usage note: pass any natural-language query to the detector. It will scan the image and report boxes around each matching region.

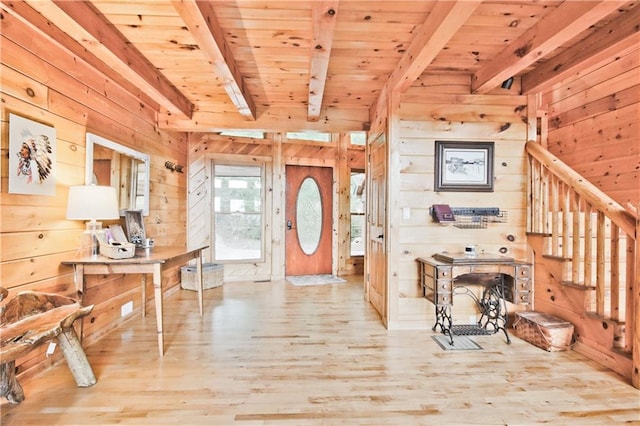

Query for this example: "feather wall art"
[8,113,57,196]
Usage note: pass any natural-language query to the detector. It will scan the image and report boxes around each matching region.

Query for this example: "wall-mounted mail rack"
[430,205,507,229]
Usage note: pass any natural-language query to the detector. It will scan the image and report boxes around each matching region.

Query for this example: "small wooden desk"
[62,246,208,356]
[417,253,532,344]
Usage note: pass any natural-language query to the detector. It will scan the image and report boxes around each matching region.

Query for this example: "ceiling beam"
[44,0,194,118]
[522,4,640,94]
[388,0,482,93]
[370,0,481,121]
[159,107,369,133]
[472,0,629,94]
[0,1,162,113]
[308,1,339,122]
[173,0,256,121]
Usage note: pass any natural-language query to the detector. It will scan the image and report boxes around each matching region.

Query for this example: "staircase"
[525,141,639,388]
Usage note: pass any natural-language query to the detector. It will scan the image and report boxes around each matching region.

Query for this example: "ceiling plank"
[388,0,482,93]
[522,4,640,94]
[308,1,339,122]
[472,0,629,94]
[44,0,193,118]
[369,0,481,122]
[172,0,256,121]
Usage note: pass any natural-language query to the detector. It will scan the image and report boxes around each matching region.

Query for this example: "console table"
[417,253,532,345]
[62,246,208,356]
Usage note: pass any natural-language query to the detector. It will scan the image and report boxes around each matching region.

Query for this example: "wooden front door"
[366,133,387,322]
[285,165,333,276]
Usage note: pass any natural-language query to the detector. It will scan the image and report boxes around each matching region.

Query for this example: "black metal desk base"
[432,281,511,345]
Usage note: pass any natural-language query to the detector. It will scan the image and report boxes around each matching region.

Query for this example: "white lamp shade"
[66,185,120,220]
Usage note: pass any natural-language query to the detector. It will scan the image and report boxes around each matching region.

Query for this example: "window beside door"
[350,170,365,256]
[213,163,264,261]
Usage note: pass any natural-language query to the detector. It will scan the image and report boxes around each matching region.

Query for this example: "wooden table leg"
[152,264,164,356]
[72,265,85,341]
[141,274,147,318]
[196,252,203,316]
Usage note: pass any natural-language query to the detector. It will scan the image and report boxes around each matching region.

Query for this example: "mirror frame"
[85,132,151,216]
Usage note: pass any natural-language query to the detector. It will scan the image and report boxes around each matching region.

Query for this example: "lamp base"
[82,221,104,258]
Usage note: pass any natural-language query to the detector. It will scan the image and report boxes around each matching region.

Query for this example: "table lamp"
[66,185,120,257]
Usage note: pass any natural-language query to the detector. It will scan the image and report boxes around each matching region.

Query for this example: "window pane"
[286,131,331,142]
[215,213,262,260]
[214,164,263,261]
[350,214,365,256]
[350,171,365,256]
[296,177,322,254]
[219,130,264,139]
[350,132,366,145]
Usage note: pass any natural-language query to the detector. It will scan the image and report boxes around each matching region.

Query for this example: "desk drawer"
[512,291,532,305]
[436,266,453,279]
[515,263,531,275]
[435,292,453,305]
[515,277,532,292]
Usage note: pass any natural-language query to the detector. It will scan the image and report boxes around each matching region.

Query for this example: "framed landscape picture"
[434,141,494,192]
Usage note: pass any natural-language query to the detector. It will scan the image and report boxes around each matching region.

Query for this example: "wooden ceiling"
[3,1,639,133]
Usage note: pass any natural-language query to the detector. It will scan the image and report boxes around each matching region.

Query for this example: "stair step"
[561,281,596,291]
[526,231,552,237]
[542,254,572,262]
[584,312,628,351]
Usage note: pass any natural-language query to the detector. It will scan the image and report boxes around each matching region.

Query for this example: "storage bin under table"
[512,311,574,352]
[181,263,223,290]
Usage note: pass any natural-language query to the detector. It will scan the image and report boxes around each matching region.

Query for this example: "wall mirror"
[85,133,150,216]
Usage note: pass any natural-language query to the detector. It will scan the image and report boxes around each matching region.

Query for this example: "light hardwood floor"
[2,277,639,425]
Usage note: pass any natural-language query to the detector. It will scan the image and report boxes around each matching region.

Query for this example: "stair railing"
[525,141,637,358]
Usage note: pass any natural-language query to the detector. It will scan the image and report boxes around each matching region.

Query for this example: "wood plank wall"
[0,11,188,378]
[188,133,365,281]
[543,45,640,210]
[390,74,531,329]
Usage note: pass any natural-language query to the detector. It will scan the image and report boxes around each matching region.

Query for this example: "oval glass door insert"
[296,177,322,254]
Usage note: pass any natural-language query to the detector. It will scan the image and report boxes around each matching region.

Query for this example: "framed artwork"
[124,209,146,246]
[8,113,57,196]
[434,141,494,192]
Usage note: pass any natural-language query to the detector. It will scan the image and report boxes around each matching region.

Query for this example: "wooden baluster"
[543,162,548,235]
[584,203,593,310]
[596,211,605,316]
[551,175,560,257]
[610,223,620,322]
[631,206,639,388]
[572,193,582,284]
[562,182,570,260]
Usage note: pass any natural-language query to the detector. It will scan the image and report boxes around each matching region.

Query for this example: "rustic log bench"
[0,288,96,404]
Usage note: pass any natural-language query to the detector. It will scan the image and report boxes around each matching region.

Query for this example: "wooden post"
[56,328,97,387]
[632,205,639,389]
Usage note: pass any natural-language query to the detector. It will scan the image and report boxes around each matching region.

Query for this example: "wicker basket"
[181,263,223,291]
[99,240,136,259]
[513,311,574,352]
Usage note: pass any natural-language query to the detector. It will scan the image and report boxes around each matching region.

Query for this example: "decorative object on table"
[124,209,146,247]
[512,311,575,352]
[66,185,120,257]
[98,225,135,259]
[181,263,223,291]
[8,113,57,196]
[434,141,494,192]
